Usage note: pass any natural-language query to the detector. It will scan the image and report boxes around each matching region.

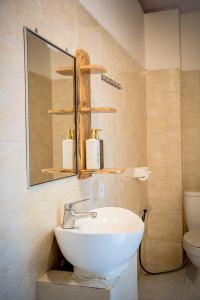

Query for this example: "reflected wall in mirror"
[25,29,77,186]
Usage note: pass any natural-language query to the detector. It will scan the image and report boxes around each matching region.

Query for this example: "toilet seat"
[184,229,200,248]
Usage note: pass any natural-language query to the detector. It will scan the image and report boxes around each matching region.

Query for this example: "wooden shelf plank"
[79,64,107,74]
[48,109,74,115]
[48,107,116,115]
[81,168,125,175]
[42,168,76,174]
[56,67,74,76]
[56,64,107,76]
[42,168,124,175]
[79,107,117,113]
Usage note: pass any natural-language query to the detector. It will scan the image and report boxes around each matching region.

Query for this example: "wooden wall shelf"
[42,168,76,174]
[79,64,107,74]
[48,107,116,115]
[43,49,123,180]
[48,109,74,115]
[79,107,117,113]
[75,49,124,179]
[56,64,107,76]
[81,168,125,175]
[42,168,124,175]
[56,67,74,76]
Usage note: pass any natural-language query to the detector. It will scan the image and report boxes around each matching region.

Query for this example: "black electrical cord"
[139,209,188,275]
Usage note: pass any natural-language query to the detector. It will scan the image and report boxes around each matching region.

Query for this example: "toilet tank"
[184,191,200,230]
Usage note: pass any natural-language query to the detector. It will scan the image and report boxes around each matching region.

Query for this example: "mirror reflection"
[26,29,76,186]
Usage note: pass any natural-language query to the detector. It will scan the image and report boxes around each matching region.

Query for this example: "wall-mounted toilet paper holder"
[123,167,152,181]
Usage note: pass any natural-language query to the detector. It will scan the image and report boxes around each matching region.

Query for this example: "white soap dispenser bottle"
[86,129,101,169]
[63,129,75,169]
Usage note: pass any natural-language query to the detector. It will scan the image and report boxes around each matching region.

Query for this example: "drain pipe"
[139,209,188,275]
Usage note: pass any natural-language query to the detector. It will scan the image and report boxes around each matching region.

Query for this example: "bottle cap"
[67,129,75,140]
[90,129,102,139]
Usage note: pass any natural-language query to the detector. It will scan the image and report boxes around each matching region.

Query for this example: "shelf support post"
[76,49,92,179]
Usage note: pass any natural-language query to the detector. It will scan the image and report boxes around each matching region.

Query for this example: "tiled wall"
[0,1,147,299]
[181,70,200,192]
[146,69,183,272]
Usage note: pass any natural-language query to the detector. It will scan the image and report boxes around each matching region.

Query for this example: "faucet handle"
[64,198,90,210]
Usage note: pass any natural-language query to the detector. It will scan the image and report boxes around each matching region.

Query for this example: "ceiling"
[138,0,200,13]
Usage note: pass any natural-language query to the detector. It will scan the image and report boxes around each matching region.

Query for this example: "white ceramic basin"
[55,207,144,277]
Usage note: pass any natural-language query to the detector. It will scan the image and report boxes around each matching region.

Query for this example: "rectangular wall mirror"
[25,28,77,186]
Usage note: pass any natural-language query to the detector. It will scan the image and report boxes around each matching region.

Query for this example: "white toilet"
[183,191,200,268]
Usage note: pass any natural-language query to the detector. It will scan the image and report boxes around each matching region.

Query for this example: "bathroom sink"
[55,207,144,277]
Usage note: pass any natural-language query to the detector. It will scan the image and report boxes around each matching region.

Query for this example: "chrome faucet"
[62,199,97,229]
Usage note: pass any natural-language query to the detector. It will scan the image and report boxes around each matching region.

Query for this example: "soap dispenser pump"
[63,129,75,169]
[86,129,103,170]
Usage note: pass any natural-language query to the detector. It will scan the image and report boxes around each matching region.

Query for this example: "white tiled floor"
[138,263,200,300]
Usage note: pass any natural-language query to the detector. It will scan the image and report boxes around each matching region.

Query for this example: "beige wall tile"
[146,68,183,271]
[181,70,200,191]
[0,67,25,141]
[145,240,183,272]
[147,213,183,242]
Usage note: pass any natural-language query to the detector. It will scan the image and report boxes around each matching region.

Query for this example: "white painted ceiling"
[138,0,200,13]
